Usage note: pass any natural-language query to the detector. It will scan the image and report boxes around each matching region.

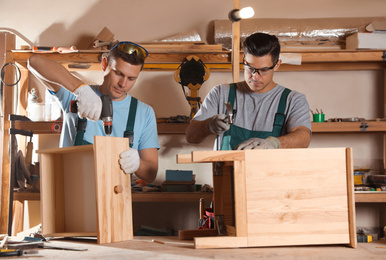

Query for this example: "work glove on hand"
[207,114,230,135]
[73,84,102,121]
[119,148,140,174]
[235,136,280,150]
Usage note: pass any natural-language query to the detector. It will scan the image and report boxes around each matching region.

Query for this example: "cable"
[1,62,21,86]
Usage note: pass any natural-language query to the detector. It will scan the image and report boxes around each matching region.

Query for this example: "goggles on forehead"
[111,41,149,61]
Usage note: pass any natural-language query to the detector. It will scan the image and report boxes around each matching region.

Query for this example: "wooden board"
[178,148,356,249]
[93,136,132,244]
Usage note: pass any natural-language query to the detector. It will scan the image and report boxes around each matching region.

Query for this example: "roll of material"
[28,103,45,121]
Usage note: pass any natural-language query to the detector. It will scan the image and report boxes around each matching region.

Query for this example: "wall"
[2,0,386,234]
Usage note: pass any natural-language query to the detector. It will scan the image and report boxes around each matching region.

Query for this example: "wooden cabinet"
[177,148,356,248]
[2,42,386,235]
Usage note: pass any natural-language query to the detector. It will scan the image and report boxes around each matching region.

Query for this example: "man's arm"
[28,55,102,121]
[186,114,230,144]
[277,126,311,148]
[27,55,83,92]
[186,119,212,144]
[136,148,158,183]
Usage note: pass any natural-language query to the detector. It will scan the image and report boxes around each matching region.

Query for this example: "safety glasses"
[243,60,278,76]
[111,41,149,61]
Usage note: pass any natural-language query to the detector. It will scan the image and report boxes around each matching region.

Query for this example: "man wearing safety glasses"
[27,42,159,183]
[186,33,311,150]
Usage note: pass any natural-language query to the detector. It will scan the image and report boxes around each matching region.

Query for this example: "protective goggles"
[111,41,149,61]
[243,60,278,76]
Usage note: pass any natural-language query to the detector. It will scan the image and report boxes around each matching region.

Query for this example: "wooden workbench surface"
[10,236,386,259]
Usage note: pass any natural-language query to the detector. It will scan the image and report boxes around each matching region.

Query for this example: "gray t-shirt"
[193,82,311,150]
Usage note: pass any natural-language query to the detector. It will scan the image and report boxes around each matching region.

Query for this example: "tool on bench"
[70,95,113,135]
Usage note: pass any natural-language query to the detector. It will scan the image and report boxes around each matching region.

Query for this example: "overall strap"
[272,88,291,136]
[227,83,237,107]
[124,97,138,148]
[220,83,237,150]
[74,117,88,146]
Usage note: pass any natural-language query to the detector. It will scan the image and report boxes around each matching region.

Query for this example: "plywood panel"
[93,136,132,244]
[244,148,351,247]
[180,148,355,249]
[63,152,96,232]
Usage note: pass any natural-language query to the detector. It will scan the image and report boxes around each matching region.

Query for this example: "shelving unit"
[2,38,386,235]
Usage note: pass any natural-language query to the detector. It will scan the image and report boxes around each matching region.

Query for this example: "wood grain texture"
[39,153,65,235]
[345,148,357,249]
[179,148,355,248]
[233,160,247,237]
[195,236,248,249]
[38,137,132,244]
[192,150,244,162]
[0,33,15,234]
[213,165,234,226]
[93,136,132,244]
[243,148,353,247]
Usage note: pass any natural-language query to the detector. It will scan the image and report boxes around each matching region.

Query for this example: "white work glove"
[73,84,102,121]
[119,148,140,174]
[208,114,230,135]
[235,136,280,150]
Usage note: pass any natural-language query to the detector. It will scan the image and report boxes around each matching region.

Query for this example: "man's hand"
[235,136,280,150]
[208,114,230,135]
[73,84,102,121]
[119,148,140,174]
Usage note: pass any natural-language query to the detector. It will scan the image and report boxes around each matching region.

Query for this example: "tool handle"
[70,100,78,113]
[199,198,205,220]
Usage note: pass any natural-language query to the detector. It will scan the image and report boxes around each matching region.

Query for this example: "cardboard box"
[346,32,386,50]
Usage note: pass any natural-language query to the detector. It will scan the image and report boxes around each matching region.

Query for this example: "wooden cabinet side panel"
[40,153,64,234]
[345,148,357,248]
[233,160,247,237]
[244,148,351,247]
[93,136,132,244]
[213,164,234,227]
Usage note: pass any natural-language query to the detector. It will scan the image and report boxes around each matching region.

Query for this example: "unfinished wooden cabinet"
[178,148,357,249]
[37,136,132,244]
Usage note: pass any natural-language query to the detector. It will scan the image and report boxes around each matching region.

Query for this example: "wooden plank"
[192,150,244,162]
[132,192,213,203]
[12,200,24,235]
[40,153,64,234]
[355,192,386,202]
[213,164,234,226]
[157,123,188,134]
[36,144,92,155]
[13,192,40,201]
[93,136,132,244]
[178,229,218,240]
[312,121,386,133]
[194,236,248,249]
[345,148,357,248]
[0,33,15,234]
[231,0,240,82]
[43,232,97,238]
[244,148,352,247]
[14,121,62,135]
[141,44,223,52]
[176,154,193,164]
[233,160,247,237]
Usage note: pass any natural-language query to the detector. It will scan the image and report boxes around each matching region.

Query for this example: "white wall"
[3,0,386,234]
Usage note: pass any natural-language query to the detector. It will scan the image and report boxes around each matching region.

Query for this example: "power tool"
[70,95,113,135]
